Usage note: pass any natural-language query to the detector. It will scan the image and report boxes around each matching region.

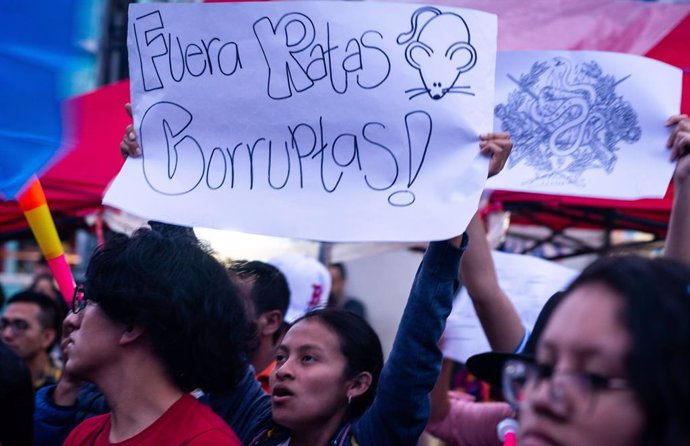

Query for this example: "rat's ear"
[406,41,433,70]
[446,42,476,73]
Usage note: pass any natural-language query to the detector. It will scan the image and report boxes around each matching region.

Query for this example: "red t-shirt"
[63,394,241,446]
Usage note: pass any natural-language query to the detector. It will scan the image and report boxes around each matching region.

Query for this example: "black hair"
[85,228,253,393]
[29,273,59,296]
[7,291,63,349]
[0,343,34,445]
[329,263,347,281]
[229,261,289,317]
[228,260,290,344]
[29,273,69,317]
[293,308,383,419]
[563,255,690,446]
[523,291,565,356]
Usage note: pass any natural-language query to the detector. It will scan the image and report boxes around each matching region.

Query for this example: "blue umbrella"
[0,0,80,199]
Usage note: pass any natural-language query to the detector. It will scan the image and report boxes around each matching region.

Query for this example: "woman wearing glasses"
[503,256,690,446]
[502,114,690,446]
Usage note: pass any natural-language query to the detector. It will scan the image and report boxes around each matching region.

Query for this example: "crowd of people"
[0,108,688,446]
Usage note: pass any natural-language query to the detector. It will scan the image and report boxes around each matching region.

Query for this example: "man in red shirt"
[62,228,251,445]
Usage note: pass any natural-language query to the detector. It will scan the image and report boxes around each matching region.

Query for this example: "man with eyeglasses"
[59,228,247,446]
[1,291,63,389]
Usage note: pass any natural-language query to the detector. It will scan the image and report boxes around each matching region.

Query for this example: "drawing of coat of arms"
[495,57,641,186]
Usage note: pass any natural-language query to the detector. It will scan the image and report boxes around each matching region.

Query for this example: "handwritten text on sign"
[103,2,498,241]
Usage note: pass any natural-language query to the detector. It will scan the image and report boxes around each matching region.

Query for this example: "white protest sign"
[442,250,578,363]
[102,2,498,242]
[487,51,682,199]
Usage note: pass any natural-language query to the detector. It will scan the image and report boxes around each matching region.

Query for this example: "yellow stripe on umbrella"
[18,176,75,307]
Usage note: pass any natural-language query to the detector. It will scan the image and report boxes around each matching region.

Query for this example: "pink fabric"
[396,0,690,53]
[426,392,515,446]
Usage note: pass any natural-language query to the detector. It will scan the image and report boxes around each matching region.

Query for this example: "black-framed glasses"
[0,317,31,335]
[72,283,89,314]
[502,359,631,413]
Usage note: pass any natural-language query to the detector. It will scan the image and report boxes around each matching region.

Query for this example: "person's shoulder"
[343,298,367,318]
[72,413,110,430]
[186,428,242,446]
[177,395,241,440]
[63,413,111,445]
[185,428,242,446]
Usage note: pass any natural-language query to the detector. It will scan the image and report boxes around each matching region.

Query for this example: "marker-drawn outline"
[397,6,477,101]
[495,57,641,187]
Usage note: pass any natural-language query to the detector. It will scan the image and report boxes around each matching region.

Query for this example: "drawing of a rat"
[398,6,477,100]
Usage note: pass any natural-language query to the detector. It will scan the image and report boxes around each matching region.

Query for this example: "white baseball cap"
[268,253,331,324]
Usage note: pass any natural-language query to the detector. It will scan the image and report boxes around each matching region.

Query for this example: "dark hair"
[85,228,253,393]
[329,263,347,281]
[229,261,289,317]
[228,260,290,343]
[563,255,690,446]
[293,308,383,419]
[0,342,34,445]
[30,273,59,296]
[29,273,69,316]
[7,291,63,349]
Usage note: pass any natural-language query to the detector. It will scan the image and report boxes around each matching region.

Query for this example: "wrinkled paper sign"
[103,2,498,242]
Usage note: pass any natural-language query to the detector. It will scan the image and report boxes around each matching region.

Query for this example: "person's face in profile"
[62,296,125,381]
[518,283,645,446]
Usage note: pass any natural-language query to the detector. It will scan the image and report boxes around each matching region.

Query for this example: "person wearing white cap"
[268,253,331,324]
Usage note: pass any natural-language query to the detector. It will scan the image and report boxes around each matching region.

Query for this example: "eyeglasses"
[502,359,631,413]
[0,317,31,335]
[72,283,90,314]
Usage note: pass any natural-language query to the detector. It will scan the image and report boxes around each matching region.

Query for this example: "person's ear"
[119,325,145,345]
[258,310,284,338]
[346,371,373,399]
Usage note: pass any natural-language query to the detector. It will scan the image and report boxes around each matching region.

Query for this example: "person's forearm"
[429,358,454,422]
[461,213,524,352]
[664,178,690,265]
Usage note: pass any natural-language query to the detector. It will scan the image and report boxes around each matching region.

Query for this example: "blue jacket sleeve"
[352,237,466,446]
[33,383,108,446]
[208,365,273,445]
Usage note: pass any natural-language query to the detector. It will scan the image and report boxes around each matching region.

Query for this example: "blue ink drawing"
[495,57,641,187]
[397,6,477,100]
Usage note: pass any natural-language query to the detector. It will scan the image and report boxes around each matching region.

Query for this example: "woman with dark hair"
[503,256,690,446]
[248,234,468,446]
[233,130,512,446]
[493,114,690,446]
